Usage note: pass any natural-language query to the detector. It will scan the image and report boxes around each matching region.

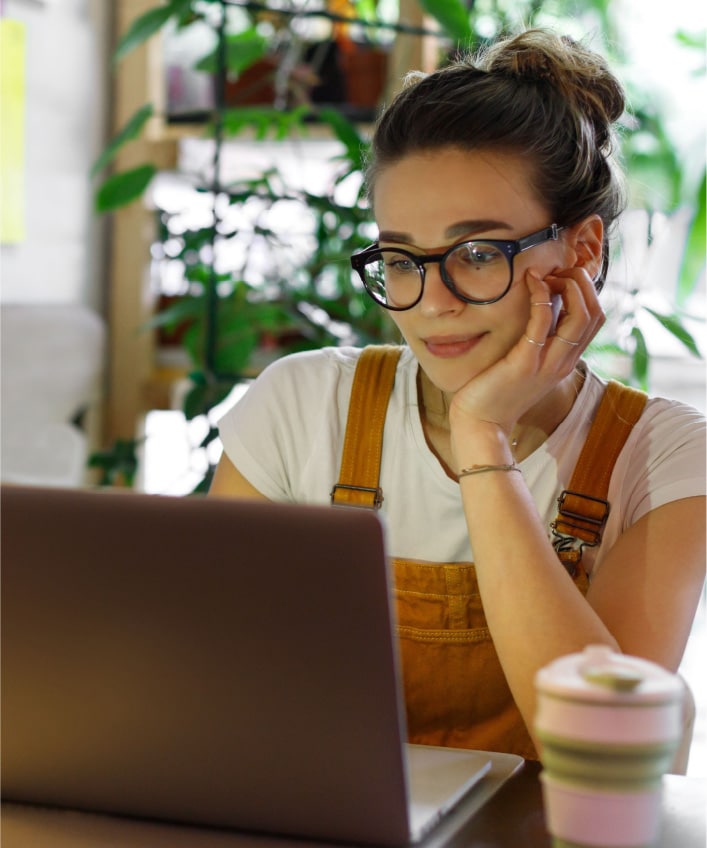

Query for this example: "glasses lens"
[362,249,422,309]
[444,242,511,302]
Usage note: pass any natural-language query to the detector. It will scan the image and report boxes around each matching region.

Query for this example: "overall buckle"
[330,484,384,510]
[552,489,610,547]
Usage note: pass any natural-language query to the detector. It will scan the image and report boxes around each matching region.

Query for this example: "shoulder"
[606,375,706,520]
[638,394,705,444]
[557,366,705,502]
[630,392,706,495]
[215,344,417,504]
[601,370,707,468]
[581,367,705,448]
[215,348,367,501]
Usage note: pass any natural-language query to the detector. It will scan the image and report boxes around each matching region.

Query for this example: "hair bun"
[481,30,625,149]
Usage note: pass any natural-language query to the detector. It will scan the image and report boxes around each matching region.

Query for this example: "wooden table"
[2,761,704,848]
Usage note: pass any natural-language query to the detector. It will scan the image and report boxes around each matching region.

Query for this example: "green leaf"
[90,104,154,178]
[88,438,142,487]
[318,108,367,171]
[214,333,259,373]
[588,340,625,358]
[221,106,272,136]
[199,425,221,450]
[220,106,310,140]
[195,29,269,76]
[95,164,157,212]
[191,464,216,495]
[678,172,706,304]
[352,0,379,22]
[630,327,649,389]
[188,369,208,387]
[643,307,703,357]
[183,382,213,420]
[178,229,218,257]
[213,308,260,371]
[417,0,472,44]
[182,378,235,420]
[114,1,191,64]
[675,30,707,51]
[184,267,230,288]
[144,296,202,331]
[281,105,311,137]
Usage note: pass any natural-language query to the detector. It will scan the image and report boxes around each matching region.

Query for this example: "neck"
[418,366,584,460]
[418,372,452,430]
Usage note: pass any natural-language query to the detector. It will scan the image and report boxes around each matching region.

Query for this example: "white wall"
[0,0,111,310]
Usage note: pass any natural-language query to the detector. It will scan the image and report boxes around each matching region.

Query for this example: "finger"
[520,270,601,381]
[525,272,560,340]
[547,268,604,342]
[548,267,603,323]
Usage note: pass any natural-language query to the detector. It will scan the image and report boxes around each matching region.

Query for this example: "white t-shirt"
[218,345,706,576]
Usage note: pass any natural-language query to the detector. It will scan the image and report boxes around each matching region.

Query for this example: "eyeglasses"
[350,224,562,311]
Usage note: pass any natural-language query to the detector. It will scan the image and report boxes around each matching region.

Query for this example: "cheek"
[498,279,532,337]
[518,242,570,283]
[387,310,411,340]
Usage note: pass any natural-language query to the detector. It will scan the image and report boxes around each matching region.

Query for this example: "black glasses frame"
[350,224,563,311]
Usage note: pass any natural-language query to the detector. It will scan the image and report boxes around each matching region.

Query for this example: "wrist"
[458,462,520,481]
[450,418,515,472]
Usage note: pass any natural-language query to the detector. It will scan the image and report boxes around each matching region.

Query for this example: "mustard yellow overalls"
[331,345,647,760]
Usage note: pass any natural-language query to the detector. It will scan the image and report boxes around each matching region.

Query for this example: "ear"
[564,215,604,280]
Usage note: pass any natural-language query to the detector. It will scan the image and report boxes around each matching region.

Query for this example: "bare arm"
[460,453,705,738]
[450,249,705,740]
[209,453,269,500]
[587,496,705,672]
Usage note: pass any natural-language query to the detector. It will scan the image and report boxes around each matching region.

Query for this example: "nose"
[418,262,465,318]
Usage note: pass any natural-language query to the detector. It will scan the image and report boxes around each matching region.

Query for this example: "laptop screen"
[1,485,414,845]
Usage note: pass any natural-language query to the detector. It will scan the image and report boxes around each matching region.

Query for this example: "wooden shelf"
[107,0,429,443]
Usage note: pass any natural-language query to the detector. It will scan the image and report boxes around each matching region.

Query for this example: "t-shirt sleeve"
[216,349,348,501]
[620,398,706,526]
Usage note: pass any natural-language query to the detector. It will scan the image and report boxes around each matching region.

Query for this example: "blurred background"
[1,0,705,773]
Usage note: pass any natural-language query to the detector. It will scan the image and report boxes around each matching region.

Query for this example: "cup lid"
[535,645,684,704]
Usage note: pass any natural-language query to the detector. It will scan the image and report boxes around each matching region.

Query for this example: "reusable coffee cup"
[534,645,685,848]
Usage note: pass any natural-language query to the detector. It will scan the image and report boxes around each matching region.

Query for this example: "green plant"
[92,0,704,489]
[591,25,706,388]
[88,437,144,487]
[91,0,472,489]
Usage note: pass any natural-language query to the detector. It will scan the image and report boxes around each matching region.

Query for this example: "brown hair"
[366,29,627,288]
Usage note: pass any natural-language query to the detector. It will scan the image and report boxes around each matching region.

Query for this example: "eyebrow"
[378,219,513,244]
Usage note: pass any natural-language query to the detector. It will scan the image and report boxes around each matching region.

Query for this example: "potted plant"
[90,0,476,490]
[91,0,703,491]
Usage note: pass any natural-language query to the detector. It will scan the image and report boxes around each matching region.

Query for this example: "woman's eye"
[460,245,503,265]
[385,256,417,273]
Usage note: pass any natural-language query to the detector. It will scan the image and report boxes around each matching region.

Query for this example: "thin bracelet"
[457,462,520,480]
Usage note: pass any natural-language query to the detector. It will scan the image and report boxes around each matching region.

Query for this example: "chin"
[419,359,486,397]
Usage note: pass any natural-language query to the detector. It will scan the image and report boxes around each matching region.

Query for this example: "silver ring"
[531,301,553,307]
[555,334,581,347]
[524,334,545,348]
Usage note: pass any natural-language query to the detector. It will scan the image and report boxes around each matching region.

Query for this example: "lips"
[423,334,485,358]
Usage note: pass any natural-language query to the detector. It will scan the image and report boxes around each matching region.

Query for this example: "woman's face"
[372,147,573,395]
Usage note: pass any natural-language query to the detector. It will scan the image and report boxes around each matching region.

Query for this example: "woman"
[210,29,705,759]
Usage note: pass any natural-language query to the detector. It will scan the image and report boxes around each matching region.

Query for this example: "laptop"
[1,484,505,846]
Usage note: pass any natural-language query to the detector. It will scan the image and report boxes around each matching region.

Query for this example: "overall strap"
[330,345,403,509]
[552,379,648,574]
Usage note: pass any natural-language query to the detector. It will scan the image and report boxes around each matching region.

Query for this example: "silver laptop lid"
[1,485,413,845]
